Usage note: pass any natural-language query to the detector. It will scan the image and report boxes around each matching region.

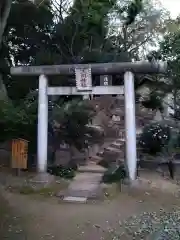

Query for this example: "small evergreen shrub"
[139,122,171,155]
[102,164,127,183]
[47,165,76,179]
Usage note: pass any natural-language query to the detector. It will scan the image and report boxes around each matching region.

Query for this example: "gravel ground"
[107,210,180,240]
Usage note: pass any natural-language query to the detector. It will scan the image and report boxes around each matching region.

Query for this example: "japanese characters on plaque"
[75,66,92,91]
[100,75,112,86]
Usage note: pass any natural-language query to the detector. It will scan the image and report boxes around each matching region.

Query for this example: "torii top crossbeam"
[10,61,167,76]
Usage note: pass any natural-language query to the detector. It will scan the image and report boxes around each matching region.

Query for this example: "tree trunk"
[0,73,9,101]
[0,0,12,45]
[0,0,12,101]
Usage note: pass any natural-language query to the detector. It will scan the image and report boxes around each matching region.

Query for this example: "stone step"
[110,142,124,149]
[115,138,125,143]
[58,172,104,202]
[63,196,87,203]
[97,151,105,157]
[91,154,103,160]
[78,164,106,174]
[105,146,121,153]
[64,187,102,199]
[74,173,103,182]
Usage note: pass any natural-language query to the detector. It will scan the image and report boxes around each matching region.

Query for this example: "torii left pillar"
[37,74,48,174]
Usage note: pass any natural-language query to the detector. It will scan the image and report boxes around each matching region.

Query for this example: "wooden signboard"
[12,138,28,169]
[75,67,92,91]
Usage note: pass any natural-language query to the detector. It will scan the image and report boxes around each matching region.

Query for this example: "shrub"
[47,165,76,179]
[139,122,171,155]
[102,164,127,184]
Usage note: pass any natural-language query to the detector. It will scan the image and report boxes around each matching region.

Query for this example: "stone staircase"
[58,138,125,203]
[89,137,125,166]
[88,95,156,166]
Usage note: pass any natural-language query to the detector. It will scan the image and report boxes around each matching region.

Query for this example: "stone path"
[90,137,125,165]
[59,134,140,203]
[58,164,106,203]
[59,137,126,203]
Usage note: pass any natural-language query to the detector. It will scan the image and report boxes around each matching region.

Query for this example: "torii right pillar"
[124,71,137,182]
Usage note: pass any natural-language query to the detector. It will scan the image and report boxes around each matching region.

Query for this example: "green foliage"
[139,122,171,155]
[159,21,180,113]
[102,164,127,183]
[125,0,143,25]
[1,0,148,102]
[52,100,99,150]
[0,98,37,156]
[47,165,76,179]
[159,127,180,162]
[0,97,98,156]
[142,92,164,111]
[0,99,37,142]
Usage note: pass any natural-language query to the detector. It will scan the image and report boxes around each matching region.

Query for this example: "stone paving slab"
[111,142,124,148]
[74,172,103,182]
[58,171,104,202]
[63,187,103,199]
[89,155,103,161]
[106,146,121,152]
[78,164,106,174]
[63,196,87,203]
[116,138,125,143]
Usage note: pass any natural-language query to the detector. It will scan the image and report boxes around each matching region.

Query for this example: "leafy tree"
[0,0,148,102]
[0,96,103,166]
[159,18,180,118]
[52,99,102,150]
[1,0,55,101]
[109,0,169,60]
[141,92,164,111]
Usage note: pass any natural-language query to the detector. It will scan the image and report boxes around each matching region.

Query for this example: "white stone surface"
[63,196,87,203]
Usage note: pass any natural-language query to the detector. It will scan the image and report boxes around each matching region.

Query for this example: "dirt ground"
[1,171,180,240]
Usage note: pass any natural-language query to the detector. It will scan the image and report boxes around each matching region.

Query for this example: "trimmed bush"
[47,165,76,179]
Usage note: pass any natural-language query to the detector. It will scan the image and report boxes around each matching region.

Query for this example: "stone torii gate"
[11,61,167,182]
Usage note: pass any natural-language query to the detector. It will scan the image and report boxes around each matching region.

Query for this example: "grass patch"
[6,179,69,197]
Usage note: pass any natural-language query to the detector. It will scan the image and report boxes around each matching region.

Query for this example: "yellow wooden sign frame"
[12,138,28,169]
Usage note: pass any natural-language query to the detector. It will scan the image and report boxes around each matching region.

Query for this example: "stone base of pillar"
[30,172,54,189]
[126,178,151,195]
